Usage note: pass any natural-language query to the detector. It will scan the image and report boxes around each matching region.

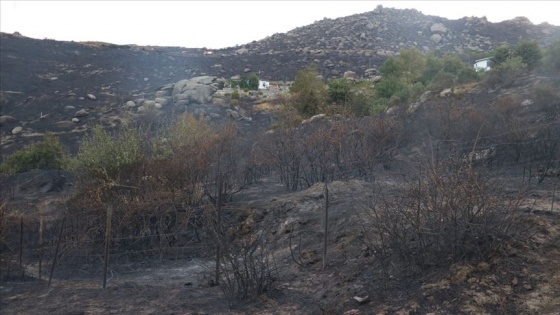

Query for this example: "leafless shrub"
[359,158,524,273]
[217,230,277,300]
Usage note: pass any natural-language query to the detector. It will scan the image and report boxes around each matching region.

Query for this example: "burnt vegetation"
[1,33,560,313]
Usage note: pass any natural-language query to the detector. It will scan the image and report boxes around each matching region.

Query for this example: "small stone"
[0,115,17,125]
[154,97,169,106]
[477,262,490,272]
[154,103,162,109]
[75,109,89,117]
[352,296,369,304]
[64,105,76,111]
[86,94,96,100]
[440,88,452,97]
[144,77,149,81]
[523,283,533,290]
[72,118,80,123]
[125,101,136,108]
[11,126,23,135]
[430,34,443,44]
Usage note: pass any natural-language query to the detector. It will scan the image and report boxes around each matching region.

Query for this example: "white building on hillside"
[258,80,270,90]
[473,57,492,71]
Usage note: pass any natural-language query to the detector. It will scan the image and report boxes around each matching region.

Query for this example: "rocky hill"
[218,5,560,79]
[2,6,560,315]
[2,5,560,158]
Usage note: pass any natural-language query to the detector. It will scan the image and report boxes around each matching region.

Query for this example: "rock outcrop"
[172,76,218,105]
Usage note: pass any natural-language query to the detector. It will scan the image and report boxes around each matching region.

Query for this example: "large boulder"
[172,76,218,105]
[430,23,448,34]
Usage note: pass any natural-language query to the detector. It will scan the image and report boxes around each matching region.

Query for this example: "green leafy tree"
[289,65,328,116]
[0,133,67,174]
[76,125,144,181]
[379,57,403,78]
[327,78,353,105]
[492,45,512,66]
[514,40,542,70]
[375,77,407,100]
[238,73,259,90]
[397,48,427,84]
[421,53,445,84]
[544,41,560,71]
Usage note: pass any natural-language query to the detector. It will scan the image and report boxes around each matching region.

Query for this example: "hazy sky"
[1,1,559,49]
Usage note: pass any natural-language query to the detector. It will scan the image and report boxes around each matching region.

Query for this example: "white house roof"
[475,57,492,62]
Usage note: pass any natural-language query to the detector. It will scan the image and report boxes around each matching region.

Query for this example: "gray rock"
[235,48,249,55]
[125,101,136,108]
[55,121,74,128]
[366,21,381,30]
[72,118,80,123]
[86,94,97,100]
[11,126,23,135]
[143,100,156,108]
[64,105,76,111]
[371,75,382,83]
[226,109,240,119]
[0,115,17,125]
[365,68,378,77]
[155,90,169,98]
[212,98,226,106]
[154,103,163,109]
[175,100,189,107]
[343,71,357,79]
[209,113,221,119]
[440,88,452,97]
[137,106,146,113]
[154,97,169,106]
[430,34,443,44]
[75,109,89,117]
[172,77,218,105]
[431,23,448,33]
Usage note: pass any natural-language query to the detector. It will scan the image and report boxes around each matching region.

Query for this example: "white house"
[473,57,492,71]
[258,80,270,90]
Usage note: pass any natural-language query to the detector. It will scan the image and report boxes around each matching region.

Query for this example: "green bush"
[231,89,240,100]
[428,71,456,90]
[289,64,328,116]
[374,77,407,100]
[485,56,527,88]
[544,41,560,72]
[492,45,512,67]
[328,78,353,105]
[234,73,259,91]
[0,133,67,174]
[457,67,481,84]
[76,125,144,180]
[514,40,542,70]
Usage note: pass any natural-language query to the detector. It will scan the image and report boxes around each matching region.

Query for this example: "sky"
[1,1,559,49]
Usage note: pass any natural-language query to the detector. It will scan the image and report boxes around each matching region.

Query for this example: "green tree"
[514,40,542,70]
[397,48,427,84]
[0,133,67,174]
[544,41,560,71]
[492,45,512,66]
[289,65,328,116]
[375,77,407,100]
[421,53,445,84]
[379,57,403,78]
[76,125,144,181]
[231,73,259,90]
[327,78,353,105]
